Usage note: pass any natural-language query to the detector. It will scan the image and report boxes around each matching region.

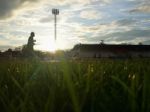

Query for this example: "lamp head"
[52,9,59,15]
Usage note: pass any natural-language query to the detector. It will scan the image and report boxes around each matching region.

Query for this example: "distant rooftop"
[72,44,150,52]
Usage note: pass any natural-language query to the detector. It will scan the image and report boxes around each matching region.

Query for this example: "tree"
[14,46,22,51]
[7,48,12,52]
[138,42,143,45]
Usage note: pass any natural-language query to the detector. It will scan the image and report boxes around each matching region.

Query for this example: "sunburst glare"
[35,38,57,52]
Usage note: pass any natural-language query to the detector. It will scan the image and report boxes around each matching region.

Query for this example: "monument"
[22,32,36,57]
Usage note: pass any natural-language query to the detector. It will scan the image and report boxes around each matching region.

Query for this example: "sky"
[0,0,150,51]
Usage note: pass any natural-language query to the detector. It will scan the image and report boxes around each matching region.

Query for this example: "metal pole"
[52,9,59,42]
[54,14,57,41]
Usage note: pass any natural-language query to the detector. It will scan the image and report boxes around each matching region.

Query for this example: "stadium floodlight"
[52,9,59,41]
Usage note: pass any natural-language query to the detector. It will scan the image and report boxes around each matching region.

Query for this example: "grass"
[0,59,150,112]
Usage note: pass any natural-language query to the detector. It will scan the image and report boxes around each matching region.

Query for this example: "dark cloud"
[128,0,150,13]
[105,29,150,41]
[0,0,40,19]
[114,19,137,26]
[112,29,150,41]
[88,29,150,43]
[129,6,150,13]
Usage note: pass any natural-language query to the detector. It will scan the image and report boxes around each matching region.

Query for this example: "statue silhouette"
[27,32,36,52]
[22,32,36,57]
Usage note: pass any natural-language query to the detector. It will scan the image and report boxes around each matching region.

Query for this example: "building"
[0,50,22,59]
[71,44,150,59]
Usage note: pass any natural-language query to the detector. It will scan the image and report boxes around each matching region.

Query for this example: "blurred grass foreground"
[0,59,150,112]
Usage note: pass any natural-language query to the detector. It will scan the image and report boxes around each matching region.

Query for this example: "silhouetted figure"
[100,40,104,45]
[22,32,36,57]
[27,32,36,52]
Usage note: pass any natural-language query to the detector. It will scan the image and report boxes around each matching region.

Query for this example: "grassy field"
[0,59,150,112]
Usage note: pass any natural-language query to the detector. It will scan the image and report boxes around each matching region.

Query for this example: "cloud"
[0,0,112,20]
[0,0,45,19]
[128,0,150,13]
[91,29,150,43]
[48,0,112,6]
[113,19,137,26]
[80,9,102,20]
[0,45,13,51]
[113,29,149,40]
[129,5,150,13]
[73,19,132,36]
[142,39,150,45]
[39,16,53,23]
[39,10,74,24]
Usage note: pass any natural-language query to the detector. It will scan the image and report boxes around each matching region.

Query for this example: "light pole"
[52,9,59,41]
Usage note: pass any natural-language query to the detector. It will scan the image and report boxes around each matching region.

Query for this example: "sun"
[43,42,57,52]
[48,43,57,52]
[35,40,57,52]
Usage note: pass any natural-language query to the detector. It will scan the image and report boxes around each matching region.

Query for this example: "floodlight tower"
[52,9,59,41]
